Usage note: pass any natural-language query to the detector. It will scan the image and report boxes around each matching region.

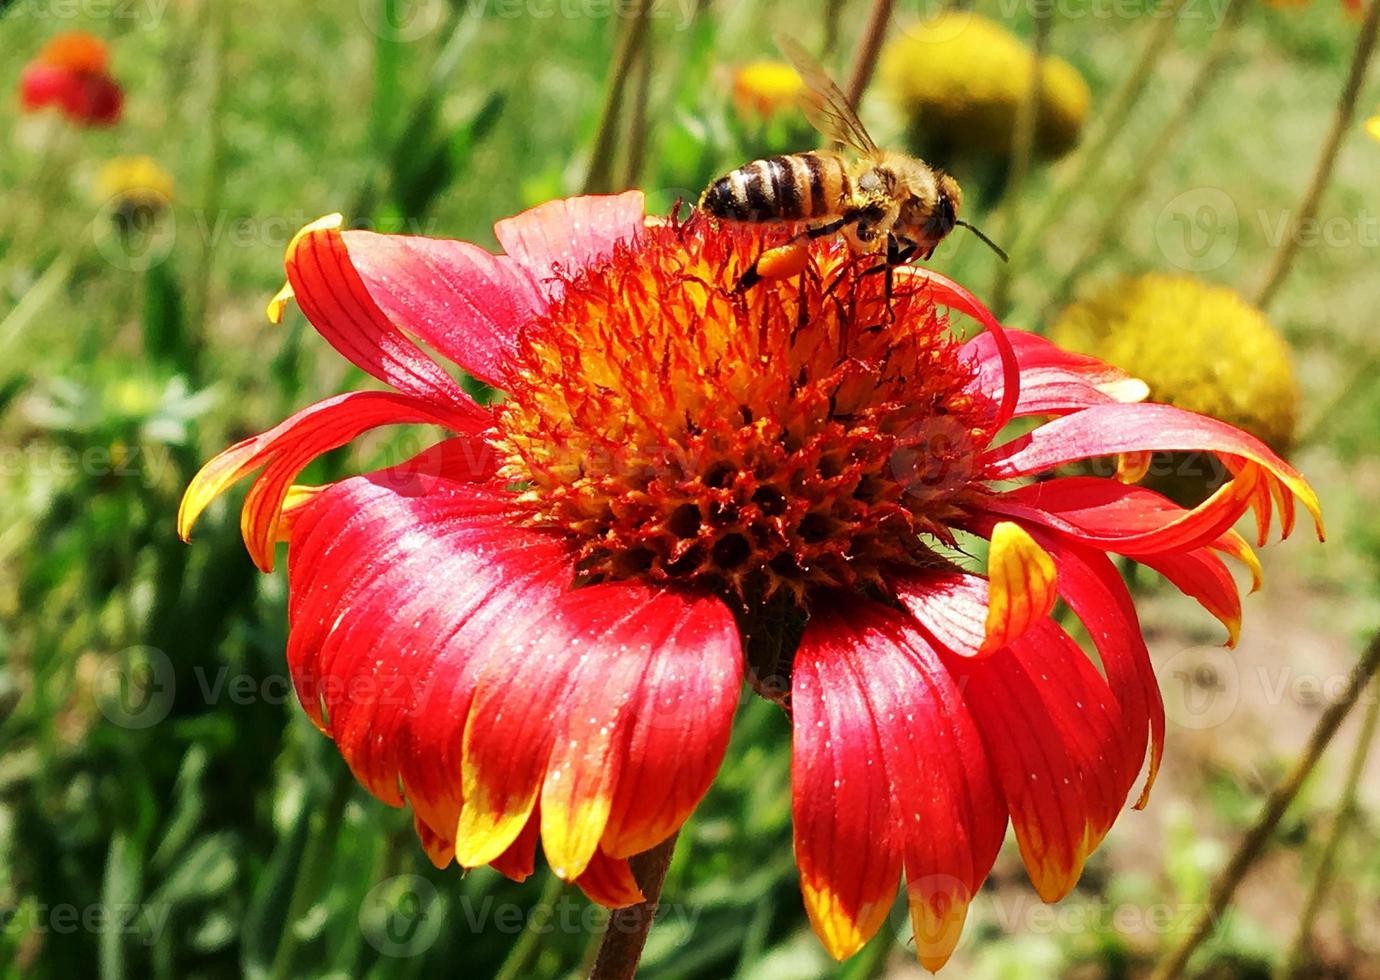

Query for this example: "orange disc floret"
[495,217,996,602]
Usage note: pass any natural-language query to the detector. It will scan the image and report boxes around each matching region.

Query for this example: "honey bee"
[699,35,1006,288]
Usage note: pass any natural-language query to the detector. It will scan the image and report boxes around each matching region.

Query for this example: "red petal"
[1137,545,1244,648]
[981,403,1323,545]
[984,477,1269,571]
[493,192,645,296]
[341,228,545,388]
[178,392,489,570]
[892,570,989,659]
[458,582,740,881]
[792,599,1004,967]
[961,329,1148,417]
[600,595,744,859]
[899,268,1020,431]
[950,620,1134,902]
[987,518,1165,810]
[285,474,572,827]
[890,526,1057,661]
[575,849,645,908]
[281,217,480,402]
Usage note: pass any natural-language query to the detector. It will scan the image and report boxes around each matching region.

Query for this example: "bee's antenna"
[955,220,1009,263]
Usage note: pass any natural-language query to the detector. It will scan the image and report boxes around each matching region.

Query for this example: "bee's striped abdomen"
[699,153,849,223]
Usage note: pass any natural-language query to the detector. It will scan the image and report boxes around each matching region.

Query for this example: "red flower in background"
[19,32,123,127]
[180,194,1321,969]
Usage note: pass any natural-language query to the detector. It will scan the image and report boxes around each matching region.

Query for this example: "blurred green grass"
[2,1,1379,977]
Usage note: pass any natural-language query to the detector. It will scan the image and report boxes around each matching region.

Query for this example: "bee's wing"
[776,33,882,160]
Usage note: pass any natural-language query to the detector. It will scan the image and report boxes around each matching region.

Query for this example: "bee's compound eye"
[857,170,881,192]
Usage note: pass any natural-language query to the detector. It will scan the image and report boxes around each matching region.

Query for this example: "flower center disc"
[495,217,995,603]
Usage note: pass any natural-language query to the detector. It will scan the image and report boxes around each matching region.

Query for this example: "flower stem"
[494,868,568,980]
[188,0,230,368]
[1253,0,1380,311]
[583,0,652,195]
[1149,628,1380,980]
[989,6,1051,318]
[1278,675,1380,979]
[844,0,895,108]
[617,36,654,191]
[1039,0,1242,327]
[268,765,353,980]
[589,832,679,980]
[1008,0,1187,264]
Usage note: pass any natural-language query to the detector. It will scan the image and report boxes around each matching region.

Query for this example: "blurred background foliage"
[1,0,1379,977]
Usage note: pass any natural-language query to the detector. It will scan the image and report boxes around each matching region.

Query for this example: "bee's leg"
[805,217,851,240]
[737,216,856,291]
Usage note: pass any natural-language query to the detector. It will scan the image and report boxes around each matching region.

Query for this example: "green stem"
[1039,0,1242,327]
[844,0,895,109]
[990,7,1051,318]
[187,0,230,371]
[1278,676,1380,979]
[588,832,679,980]
[1149,628,1380,980]
[268,767,353,980]
[821,0,847,58]
[583,0,653,195]
[493,869,567,980]
[618,32,654,190]
[1008,0,1187,263]
[1253,0,1380,310]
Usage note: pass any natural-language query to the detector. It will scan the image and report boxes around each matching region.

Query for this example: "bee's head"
[894,168,962,250]
[925,172,962,240]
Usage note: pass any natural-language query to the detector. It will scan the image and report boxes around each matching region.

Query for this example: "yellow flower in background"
[1051,273,1300,504]
[731,59,804,121]
[1366,107,1380,141]
[97,155,174,231]
[880,13,1090,162]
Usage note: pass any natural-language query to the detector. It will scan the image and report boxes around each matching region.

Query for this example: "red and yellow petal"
[284,465,705,903]
[982,521,1058,655]
[1013,522,1165,808]
[982,403,1324,545]
[275,215,481,403]
[987,476,1264,561]
[950,620,1134,903]
[890,535,1056,661]
[456,582,741,881]
[339,226,546,389]
[792,598,1005,967]
[177,392,488,571]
